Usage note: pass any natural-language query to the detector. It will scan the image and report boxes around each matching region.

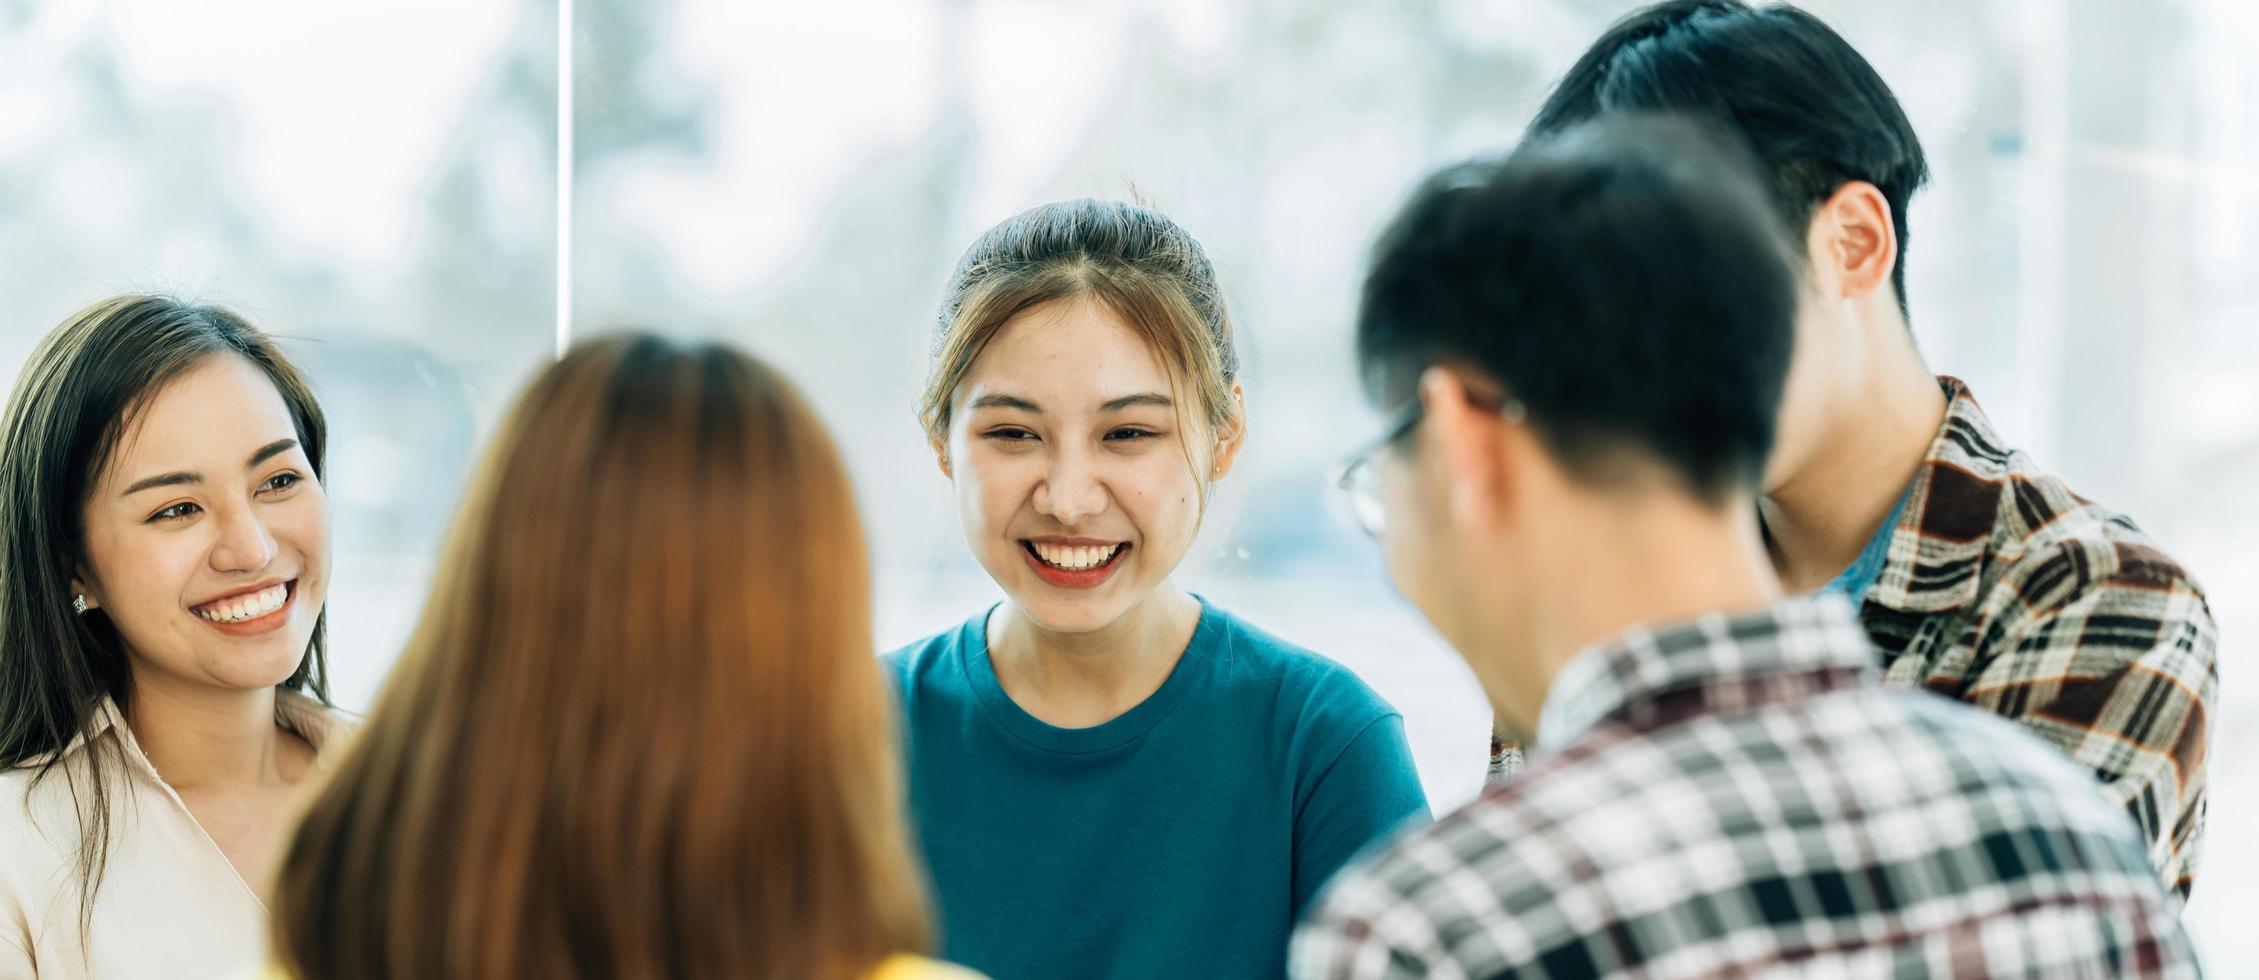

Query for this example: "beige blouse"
[0,691,350,980]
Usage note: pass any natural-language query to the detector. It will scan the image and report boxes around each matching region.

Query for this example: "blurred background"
[3,0,2252,963]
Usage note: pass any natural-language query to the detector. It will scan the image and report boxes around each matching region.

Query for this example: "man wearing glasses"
[1290,115,2196,978]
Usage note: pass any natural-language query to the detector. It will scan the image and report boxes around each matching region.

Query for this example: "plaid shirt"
[1298,596,2199,980]
[1487,378,2218,898]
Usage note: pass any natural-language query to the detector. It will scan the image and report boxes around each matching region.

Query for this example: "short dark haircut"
[1357,114,1797,501]
[1530,0,1928,316]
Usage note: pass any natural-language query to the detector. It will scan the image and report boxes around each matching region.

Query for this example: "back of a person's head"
[1530,0,1927,312]
[1358,113,1798,502]
[272,333,930,979]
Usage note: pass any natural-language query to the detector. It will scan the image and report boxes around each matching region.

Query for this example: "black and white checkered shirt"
[1295,596,2198,979]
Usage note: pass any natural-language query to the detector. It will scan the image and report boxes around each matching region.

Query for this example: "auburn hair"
[272,333,930,979]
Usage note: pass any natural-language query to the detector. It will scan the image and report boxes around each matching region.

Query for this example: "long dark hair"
[0,294,331,924]
[274,334,929,979]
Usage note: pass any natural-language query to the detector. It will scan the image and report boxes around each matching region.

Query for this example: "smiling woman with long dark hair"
[0,295,350,979]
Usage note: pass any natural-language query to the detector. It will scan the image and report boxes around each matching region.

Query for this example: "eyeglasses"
[1330,391,1525,539]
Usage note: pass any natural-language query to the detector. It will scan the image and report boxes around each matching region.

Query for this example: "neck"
[1471,491,1782,740]
[988,585,1203,724]
[1763,310,1947,592]
[121,674,296,792]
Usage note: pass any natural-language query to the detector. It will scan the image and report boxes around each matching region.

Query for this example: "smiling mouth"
[1024,541,1128,571]
[1019,540,1131,590]
[192,581,294,625]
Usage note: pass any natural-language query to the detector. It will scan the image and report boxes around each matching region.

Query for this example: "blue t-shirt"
[1821,481,1913,604]
[884,600,1429,980]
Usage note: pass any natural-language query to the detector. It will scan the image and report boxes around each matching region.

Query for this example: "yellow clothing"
[872,954,989,980]
[256,954,982,980]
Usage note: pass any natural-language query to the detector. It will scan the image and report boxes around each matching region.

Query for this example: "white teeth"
[196,584,288,624]
[1030,542,1121,571]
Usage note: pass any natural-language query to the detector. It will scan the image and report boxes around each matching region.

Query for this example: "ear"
[931,434,953,480]
[1805,180,1897,302]
[70,573,101,612]
[1207,383,1249,481]
[1420,367,1514,535]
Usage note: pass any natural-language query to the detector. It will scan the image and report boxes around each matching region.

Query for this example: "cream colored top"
[0,691,350,980]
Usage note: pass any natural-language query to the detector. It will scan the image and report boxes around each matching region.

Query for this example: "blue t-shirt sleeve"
[1290,712,1429,916]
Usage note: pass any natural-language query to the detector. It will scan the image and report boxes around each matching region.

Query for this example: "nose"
[208,505,279,575]
[1032,447,1110,525]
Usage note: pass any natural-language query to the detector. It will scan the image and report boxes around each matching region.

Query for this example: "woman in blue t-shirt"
[886,199,1430,980]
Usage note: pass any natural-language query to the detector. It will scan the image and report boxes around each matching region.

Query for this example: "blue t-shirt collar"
[1821,481,1913,605]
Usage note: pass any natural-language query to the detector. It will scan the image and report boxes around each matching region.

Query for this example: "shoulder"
[1300,790,1551,971]
[276,690,359,763]
[881,628,964,674]
[0,740,109,833]
[1985,454,2207,609]
[1198,605,1408,774]
[0,750,106,902]
[1980,465,2215,671]
[880,614,984,695]
[1201,604,1396,719]
[1895,685,2150,820]
[0,765,44,841]
[1917,386,2208,615]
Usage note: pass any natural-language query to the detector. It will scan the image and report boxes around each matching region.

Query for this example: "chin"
[1004,589,1135,636]
[215,638,316,689]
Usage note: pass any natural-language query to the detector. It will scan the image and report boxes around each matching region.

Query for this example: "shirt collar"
[1821,479,1911,604]
[1535,593,1874,750]
[1859,377,2014,617]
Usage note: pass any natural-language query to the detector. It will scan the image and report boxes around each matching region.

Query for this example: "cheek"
[85,524,203,611]
[275,489,334,561]
[956,452,1031,533]
[1119,456,1202,542]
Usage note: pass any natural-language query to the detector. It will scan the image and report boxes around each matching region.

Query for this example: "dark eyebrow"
[970,394,1042,413]
[120,439,299,498]
[1100,393,1173,412]
[248,438,299,468]
[122,471,199,497]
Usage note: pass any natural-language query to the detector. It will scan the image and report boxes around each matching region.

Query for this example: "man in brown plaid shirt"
[1487,0,2218,900]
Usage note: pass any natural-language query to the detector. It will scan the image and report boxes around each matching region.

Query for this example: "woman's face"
[76,353,330,695]
[943,297,1239,635]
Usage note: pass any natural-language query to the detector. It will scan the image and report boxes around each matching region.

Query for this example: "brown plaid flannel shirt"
[1487,378,2218,899]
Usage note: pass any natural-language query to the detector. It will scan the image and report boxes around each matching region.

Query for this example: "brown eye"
[149,502,202,523]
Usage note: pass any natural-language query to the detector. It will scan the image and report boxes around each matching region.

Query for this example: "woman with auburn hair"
[0,295,348,979]
[269,334,978,980]
[889,200,1429,979]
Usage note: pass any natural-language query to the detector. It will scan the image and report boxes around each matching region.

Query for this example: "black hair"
[1357,114,1797,500]
[1530,0,1928,316]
